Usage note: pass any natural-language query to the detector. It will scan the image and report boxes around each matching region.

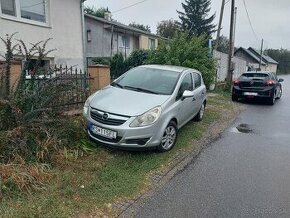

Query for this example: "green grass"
[0,93,233,218]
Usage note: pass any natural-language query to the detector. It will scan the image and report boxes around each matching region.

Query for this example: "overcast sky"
[85,0,290,50]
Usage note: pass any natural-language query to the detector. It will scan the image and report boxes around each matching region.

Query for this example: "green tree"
[129,22,151,33]
[264,49,290,75]
[214,35,230,53]
[157,19,180,39]
[146,32,216,88]
[177,0,216,38]
[84,6,109,18]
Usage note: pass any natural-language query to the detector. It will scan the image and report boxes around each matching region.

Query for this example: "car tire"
[232,95,238,102]
[194,102,206,122]
[267,95,275,106]
[277,88,282,99]
[157,121,178,152]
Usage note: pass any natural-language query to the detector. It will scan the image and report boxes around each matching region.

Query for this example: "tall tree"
[177,0,216,38]
[84,6,109,18]
[157,19,180,39]
[129,22,151,33]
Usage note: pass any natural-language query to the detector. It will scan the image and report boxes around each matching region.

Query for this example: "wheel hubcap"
[161,126,176,150]
[200,104,205,119]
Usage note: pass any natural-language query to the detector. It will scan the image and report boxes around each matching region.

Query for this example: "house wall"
[139,35,158,50]
[214,50,247,82]
[0,0,84,70]
[265,64,278,73]
[85,16,138,61]
[235,50,269,71]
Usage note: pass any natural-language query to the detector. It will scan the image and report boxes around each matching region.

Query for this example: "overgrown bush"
[110,49,149,79]
[146,33,216,88]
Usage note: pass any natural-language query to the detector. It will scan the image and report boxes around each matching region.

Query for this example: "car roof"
[243,71,273,75]
[139,65,194,73]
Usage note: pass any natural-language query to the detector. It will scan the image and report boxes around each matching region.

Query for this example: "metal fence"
[25,65,90,111]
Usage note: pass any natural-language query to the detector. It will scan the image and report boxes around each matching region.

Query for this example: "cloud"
[85,0,290,49]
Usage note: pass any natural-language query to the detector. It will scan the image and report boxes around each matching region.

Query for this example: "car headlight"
[130,106,162,127]
[83,93,97,116]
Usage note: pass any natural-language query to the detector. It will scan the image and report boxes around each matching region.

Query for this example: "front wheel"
[157,121,178,152]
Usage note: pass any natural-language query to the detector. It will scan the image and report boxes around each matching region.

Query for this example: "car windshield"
[112,67,181,95]
[240,73,269,80]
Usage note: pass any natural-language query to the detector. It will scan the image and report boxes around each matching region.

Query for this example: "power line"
[242,0,260,41]
[112,0,152,14]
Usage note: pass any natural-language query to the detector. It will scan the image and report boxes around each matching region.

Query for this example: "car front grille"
[90,108,129,126]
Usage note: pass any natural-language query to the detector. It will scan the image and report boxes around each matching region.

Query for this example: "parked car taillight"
[233,80,240,85]
[266,80,275,86]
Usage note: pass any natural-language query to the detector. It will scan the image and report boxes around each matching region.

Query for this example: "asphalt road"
[136,75,290,218]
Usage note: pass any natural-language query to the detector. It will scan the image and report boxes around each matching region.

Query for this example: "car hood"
[89,86,170,116]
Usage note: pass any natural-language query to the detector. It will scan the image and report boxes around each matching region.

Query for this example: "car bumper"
[232,86,275,98]
[86,118,163,148]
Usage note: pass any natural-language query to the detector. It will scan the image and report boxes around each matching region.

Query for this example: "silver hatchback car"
[83,65,207,152]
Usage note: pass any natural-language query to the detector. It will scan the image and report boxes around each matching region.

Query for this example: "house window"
[20,0,46,22]
[1,0,16,16]
[0,0,48,24]
[87,29,92,42]
[121,35,130,49]
[148,38,156,49]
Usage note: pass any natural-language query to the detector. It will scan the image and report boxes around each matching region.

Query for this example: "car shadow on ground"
[236,98,279,106]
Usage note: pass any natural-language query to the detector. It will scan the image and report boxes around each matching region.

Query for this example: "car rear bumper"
[232,86,275,98]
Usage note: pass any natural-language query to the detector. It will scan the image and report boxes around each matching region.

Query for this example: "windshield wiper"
[124,86,159,94]
[111,82,124,89]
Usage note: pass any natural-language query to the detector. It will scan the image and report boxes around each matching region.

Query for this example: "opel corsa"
[83,65,207,152]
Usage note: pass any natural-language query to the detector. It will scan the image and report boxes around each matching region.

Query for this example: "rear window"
[240,73,269,80]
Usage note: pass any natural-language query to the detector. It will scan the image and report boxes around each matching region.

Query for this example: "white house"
[0,0,86,70]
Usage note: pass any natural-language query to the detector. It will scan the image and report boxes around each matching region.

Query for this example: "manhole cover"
[236,124,253,133]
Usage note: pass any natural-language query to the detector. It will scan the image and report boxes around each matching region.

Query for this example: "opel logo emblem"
[102,113,109,120]
[250,81,254,85]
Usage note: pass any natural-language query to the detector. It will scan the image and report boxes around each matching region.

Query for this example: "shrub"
[146,33,216,88]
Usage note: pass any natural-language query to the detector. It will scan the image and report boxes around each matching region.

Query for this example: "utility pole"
[227,0,235,87]
[259,39,264,70]
[215,0,226,50]
[232,7,237,56]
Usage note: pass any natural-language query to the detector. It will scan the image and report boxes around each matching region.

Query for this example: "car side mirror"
[278,78,284,82]
[182,90,194,99]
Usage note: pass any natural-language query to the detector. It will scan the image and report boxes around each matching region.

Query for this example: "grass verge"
[0,92,238,217]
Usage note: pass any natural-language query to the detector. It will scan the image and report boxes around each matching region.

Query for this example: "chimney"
[104,11,112,21]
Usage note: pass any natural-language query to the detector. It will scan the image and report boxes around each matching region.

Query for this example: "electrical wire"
[112,0,152,14]
[242,0,260,41]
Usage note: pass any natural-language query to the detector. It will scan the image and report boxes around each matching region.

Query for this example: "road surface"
[136,75,290,218]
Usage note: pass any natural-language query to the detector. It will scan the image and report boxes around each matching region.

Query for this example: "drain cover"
[236,124,253,133]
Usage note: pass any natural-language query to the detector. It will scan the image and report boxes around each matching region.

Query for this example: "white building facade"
[0,0,86,70]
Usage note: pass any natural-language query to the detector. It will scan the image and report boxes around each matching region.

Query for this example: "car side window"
[176,73,193,100]
[193,73,202,89]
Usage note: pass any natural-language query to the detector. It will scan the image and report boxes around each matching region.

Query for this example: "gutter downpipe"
[81,0,87,73]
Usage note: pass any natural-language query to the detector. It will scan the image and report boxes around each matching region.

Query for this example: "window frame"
[176,72,193,101]
[0,0,50,27]
[119,35,130,49]
[148,38,156,50]
[193,72,202,89]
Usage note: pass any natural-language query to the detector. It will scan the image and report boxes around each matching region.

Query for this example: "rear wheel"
[267,95,275,105]
[157,121,178,152]
[277,87,282,99]
[194,102,206,121]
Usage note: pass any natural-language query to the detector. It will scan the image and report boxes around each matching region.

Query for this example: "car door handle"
[192,96,196,101]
